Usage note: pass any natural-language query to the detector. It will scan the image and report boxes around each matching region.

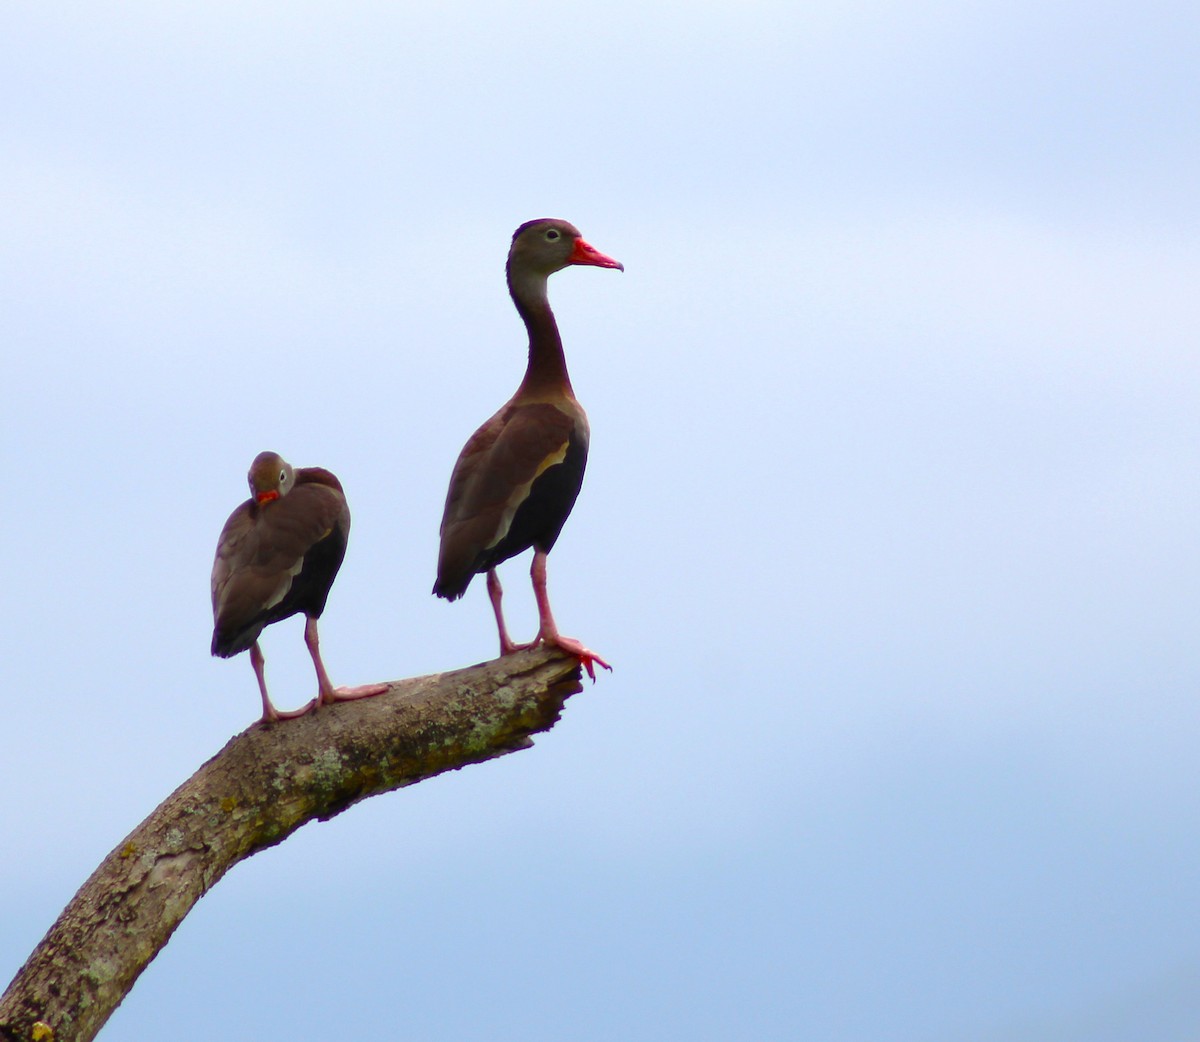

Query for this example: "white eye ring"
[279,470,287,483]
[546,229,560,240]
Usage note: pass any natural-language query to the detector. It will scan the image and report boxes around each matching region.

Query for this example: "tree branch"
[0,647,584,1042]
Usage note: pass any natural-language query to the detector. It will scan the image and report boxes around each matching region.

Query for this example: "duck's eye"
[279,470,287,483]
[545,229,560,241]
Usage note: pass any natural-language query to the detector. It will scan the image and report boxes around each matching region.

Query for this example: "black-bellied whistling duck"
[211,451,388,722]
[433,218,622,680]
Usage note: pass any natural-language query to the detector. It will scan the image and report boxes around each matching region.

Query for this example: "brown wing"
[434,400,578,599]
[211,482,347,654]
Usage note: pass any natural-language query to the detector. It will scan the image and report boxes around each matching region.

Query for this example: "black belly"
[475,429,588,574]
[211,528,347,657]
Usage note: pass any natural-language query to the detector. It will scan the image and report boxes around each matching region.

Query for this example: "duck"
[211,451,387,721]
[433,219,622,680]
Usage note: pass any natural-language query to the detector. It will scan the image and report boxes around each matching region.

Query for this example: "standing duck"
[211,451,387,721]
[433,218,622,679]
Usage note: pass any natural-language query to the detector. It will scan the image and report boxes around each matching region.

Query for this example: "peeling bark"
[0,647,584,1042]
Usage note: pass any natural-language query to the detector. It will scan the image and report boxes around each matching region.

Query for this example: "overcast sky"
[4,2,1200,1040]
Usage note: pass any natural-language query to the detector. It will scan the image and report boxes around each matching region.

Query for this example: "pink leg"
[250,641,315,722]
[529,550,612,682]
[305,616,389,707]
[488,568,533,656]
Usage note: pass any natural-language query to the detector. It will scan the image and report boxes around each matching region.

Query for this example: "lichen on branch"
[0,647,584,1042]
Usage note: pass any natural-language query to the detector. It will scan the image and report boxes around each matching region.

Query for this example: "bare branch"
[0,647,584,1042]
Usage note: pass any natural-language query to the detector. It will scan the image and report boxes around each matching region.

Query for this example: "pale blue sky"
[3,3,1200,1039]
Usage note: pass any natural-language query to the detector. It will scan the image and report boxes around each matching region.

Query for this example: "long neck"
[508,263,573,398]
